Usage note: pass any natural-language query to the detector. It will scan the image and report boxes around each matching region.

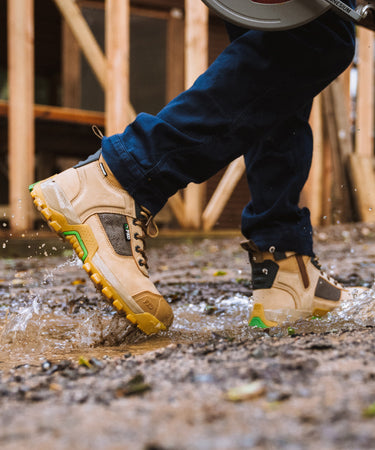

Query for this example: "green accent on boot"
[249,316,268,329]
[28,182,39,192]
[62,230,88,261]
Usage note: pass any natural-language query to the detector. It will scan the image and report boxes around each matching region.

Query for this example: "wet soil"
[1,225,375,449]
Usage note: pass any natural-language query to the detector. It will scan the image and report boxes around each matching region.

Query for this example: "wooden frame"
[4,1,375,231]
[7,0,35,231]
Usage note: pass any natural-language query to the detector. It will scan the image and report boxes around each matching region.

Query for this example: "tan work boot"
[242,240,362,328]
[29,150,173,335]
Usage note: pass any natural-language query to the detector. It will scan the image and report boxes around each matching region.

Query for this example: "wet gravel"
[0,224,375,449]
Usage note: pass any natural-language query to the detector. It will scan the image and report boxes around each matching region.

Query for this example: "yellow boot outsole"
[30,182,166,335]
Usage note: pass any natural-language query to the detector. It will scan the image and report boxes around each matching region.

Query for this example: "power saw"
[201,0,375,31]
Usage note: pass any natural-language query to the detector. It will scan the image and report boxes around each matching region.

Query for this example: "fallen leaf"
[213,271,227,277]
[363,403,375,417]
[224,381,266,402]
[115,373,151,397]
[71,278,86,286]
[78,356,92,368]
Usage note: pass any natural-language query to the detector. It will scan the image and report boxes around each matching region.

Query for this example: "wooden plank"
[350,29,375,221]
[302,95,324,226]
[340,65,352,119]
[62,20,81,108]
[0,100,105,126]
[356,27,374,158]
[348,154,375,222]
[330,77,354,160]
[53,0,107,90]
[165,8,186,226]
[202,157,246,231]
[321,128,333,225]
[105,0,132,134]
[183,0,209,228]
[7,0,34,232]
[168,192,186,226]
[322,86,352,223]
[166,8,185,103]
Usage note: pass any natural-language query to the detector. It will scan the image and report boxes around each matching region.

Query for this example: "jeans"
[102,2,356,256]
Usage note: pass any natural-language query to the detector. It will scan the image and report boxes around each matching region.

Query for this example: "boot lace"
[132,206,159,269]
[311,256,342,287]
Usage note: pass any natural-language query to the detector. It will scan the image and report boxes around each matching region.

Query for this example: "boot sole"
[249,302,336,328]
[30,181,167,335]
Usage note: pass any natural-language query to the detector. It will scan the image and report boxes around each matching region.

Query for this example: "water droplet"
[2,243,6,249]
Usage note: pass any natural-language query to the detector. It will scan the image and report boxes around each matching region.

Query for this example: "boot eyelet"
[138,260,145,266]
[135,245,141,253]
[134,232,140,240]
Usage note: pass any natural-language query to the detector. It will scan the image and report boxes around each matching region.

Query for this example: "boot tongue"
[240,240,260,254]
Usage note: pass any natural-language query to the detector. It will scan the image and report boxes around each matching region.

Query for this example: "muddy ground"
[1,225,375,449]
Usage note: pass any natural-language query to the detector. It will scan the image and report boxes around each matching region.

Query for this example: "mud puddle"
[1,230,375,449]
[0,246,374,373]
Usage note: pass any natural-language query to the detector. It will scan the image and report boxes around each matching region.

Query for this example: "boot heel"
[249,303,278,328]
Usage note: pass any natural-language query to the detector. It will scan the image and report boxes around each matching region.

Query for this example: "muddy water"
[1,231,375,373]
[0,253,374,373]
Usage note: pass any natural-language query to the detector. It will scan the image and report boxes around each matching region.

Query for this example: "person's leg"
[241,101,314,256]
[30,3,357,333]
[102,6,356,251]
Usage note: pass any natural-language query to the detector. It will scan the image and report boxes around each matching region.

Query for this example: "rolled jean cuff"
[246,227,314,257]
[101,135,168,215]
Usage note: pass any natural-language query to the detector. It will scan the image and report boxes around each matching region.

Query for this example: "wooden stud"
[303,95,324,227]
[202,157,246,231]
[0,100,104,126]
[7,0,34,231]
[321,126,333,225]
[165,7,187,225]
[322,86,351,224]
[349,28,375,222]
[105,0,132,134]
[166,8,185,103]
[168,192,186,226]
[356,27,374,159]
[330,77,354,160]
[53,0,107,90]
[183,0,209,228]
[62,20,81,108]
[348,153,375,222]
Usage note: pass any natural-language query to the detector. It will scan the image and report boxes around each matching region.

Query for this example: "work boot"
[29,150,173,335]
[242,240,362,328]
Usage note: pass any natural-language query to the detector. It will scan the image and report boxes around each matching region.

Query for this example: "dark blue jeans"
[102,4,356,256]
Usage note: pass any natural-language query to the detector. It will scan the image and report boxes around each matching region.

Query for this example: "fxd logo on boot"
[124,223,131,241]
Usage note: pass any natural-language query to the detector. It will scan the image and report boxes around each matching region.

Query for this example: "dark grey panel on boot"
[314,277,341,301]
[98,213,133,257]
[74,149,102,168]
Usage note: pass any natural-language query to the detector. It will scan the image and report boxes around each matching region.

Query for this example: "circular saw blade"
[202,0,331,31]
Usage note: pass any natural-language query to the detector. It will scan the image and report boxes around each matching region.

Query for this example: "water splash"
[170,293,251,339]
[0,294,42,352]
[329,286,375,327]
